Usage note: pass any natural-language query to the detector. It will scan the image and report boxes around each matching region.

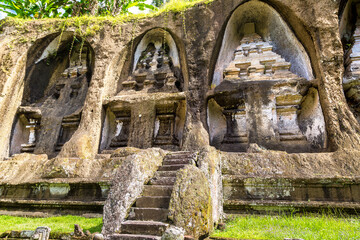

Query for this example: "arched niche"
[118,28,187,93]
[10,32,95,158]
[212,0,314,87]
[339,0,360,48]
[207,1,326,153]
[339,0,360,123]
[101,28,188,152]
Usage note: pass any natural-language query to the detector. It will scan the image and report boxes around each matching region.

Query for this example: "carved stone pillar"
[344,12,360,118]
[55,113,81,151]
[276,94,306,142]
[109,110,131,148]
[153,103,179,147]
[21,117,40,153]
[222,107,248,145]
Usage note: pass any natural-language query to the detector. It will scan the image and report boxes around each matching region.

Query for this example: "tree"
[152,0,169,8]
[0,0,157,18]
[0,0,72,18]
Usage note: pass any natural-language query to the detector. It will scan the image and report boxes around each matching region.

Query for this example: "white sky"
[129,0,153,14]
[0,12,6,19]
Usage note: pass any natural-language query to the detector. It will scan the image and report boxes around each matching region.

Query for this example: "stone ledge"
[224,199,360,214]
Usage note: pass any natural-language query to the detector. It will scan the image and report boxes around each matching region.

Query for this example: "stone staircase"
[109,151,196,240]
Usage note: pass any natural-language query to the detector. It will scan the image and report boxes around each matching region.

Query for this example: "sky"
[0,12,6,19]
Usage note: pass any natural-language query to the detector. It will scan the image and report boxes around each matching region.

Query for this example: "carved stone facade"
[100,29,185,151]
[344,3,360,123]
[10,43,92,157]
[209,23,319,152]
[2,1,360,239]
[122,43,178,93]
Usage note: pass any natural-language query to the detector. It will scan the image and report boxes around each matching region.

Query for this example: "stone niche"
[100,107,132,150]
[9,33,94,158]
[119,28,184,93]
[100,98,186,151]
[100,28,186,151]
[340,0,360,123]
[208,2,327,153]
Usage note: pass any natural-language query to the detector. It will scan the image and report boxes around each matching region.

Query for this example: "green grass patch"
[0,215,102,233]
[212,214,360,240]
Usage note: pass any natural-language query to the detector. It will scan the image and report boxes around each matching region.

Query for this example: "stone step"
[129,207,169,221]
[111,157,125,161]
[154,171,178,178]
[95,153,111,159]
[136,196,170,208]
[163,158,194,165]
[121,221,169,236]
[109,233,161,240]
[143,186,173,196]
[166,151,193,155]
[149,177,176,186]
[101,149,116,155]
[158,164,186,171]
[164,154,194,160]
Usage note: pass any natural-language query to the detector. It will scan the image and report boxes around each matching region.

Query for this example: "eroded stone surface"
[161,226,184,240]
[208,23,326,153]
[102,148,166,234]
[168,165,213,239]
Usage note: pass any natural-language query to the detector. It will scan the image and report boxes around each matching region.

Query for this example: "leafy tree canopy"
[0,0,157,19]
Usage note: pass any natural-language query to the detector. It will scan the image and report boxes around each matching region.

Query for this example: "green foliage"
[0,215,102,233]
[0,0,72,19]
[212,214,360,240]
[152,0,169,8]
[1,0,214,37]
[0,0,157,19]
[97,0,157,16]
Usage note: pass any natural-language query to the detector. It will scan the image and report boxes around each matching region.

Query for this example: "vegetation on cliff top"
[0,0,213,36]
[0,0,213,22]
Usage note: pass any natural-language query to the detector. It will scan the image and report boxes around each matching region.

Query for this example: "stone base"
[0,182,109,215]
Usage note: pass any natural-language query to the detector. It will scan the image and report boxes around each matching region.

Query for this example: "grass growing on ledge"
[0,215,102,233]
[212,214,360,240]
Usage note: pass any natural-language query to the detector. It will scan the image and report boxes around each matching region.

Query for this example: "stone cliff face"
[2,0,360,238]
[0,0,359,158]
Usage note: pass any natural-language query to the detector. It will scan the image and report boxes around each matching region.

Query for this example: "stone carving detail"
[276,95,306,142]
[109,110,131,148]
[211,23,309,152]
[31,227,51,240]
[55,112,81,151]
[344,5,360,121]
[153,103,179,148]
[21,117,40,153]
[223,27,299,81]
[10,42,91,157]
[222,106,248,145]
[19,114,41,153]
[122,43,178,92]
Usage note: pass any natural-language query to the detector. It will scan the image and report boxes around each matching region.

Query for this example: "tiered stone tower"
[210,23,308,152]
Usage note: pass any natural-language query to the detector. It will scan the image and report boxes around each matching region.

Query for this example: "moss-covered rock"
[168,165,213,239]
[102,148,166,234]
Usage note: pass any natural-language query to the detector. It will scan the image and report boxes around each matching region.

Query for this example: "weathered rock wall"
[102,148,166,234]
[0,0,360,160]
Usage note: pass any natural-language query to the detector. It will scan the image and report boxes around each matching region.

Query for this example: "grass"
[212,214,360,240]
[0,215,102,233]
